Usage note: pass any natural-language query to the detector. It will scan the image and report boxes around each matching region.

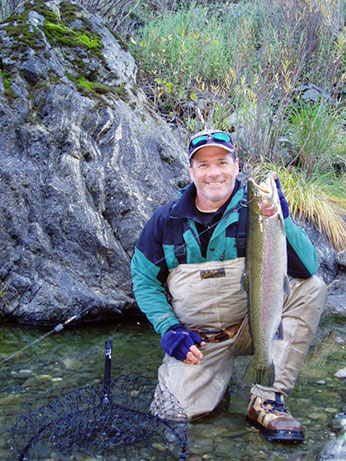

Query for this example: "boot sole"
[246,416,305,443]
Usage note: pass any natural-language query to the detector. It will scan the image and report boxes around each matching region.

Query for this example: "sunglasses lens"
[212,132,231,142]
[191,135,208,147]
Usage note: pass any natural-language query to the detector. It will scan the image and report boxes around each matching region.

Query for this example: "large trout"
[242,172,290,387]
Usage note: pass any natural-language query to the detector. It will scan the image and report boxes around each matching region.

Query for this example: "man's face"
[188,146,239,211]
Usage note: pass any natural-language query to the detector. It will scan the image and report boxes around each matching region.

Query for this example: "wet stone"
[10,369,33,378]
[62,358,84,370]
[334,367,346,378]
[0,394,24,405]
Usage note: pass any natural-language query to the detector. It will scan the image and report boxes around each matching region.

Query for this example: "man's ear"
[234,158,239,175]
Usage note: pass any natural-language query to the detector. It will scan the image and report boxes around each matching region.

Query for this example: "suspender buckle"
[236,233,247,250]
[174,244,186,263]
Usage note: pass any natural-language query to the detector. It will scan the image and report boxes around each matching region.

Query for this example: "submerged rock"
[334,367,346,379]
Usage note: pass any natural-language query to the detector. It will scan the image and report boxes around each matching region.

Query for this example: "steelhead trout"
[242,172,290,387]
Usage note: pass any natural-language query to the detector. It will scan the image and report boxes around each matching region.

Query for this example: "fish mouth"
[248,178,272,196]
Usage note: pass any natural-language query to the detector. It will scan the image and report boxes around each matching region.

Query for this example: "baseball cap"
[188,129,235,159]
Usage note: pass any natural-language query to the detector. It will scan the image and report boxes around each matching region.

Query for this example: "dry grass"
[273,166,346,251]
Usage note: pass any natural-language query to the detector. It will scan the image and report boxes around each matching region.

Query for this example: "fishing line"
[0,312,82,365]
[0,192,251,365]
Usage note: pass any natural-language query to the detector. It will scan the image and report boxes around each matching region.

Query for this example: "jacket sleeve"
[131,210,180,336]
[284,216,318,278]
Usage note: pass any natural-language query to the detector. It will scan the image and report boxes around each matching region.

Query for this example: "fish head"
[247,172,283,219]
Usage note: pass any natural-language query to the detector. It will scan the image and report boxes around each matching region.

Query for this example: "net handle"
[102,339,112,404]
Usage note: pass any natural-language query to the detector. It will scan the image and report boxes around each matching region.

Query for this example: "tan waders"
[156,258,327,441]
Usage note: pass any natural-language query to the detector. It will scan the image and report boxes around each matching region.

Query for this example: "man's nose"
[207,164,222,176]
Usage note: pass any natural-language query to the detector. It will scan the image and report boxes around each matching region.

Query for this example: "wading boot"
[246,393,304,443]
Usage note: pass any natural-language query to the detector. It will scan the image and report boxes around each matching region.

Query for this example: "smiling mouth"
[206,181,224,186]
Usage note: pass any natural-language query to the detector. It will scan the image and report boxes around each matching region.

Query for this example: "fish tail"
[242,360,275,387]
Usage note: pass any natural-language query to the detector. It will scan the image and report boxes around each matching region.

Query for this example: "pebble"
[310,412,328,421]
[334,367,346,378]
[10,369,33,378]
[325,407,338,414]
[335,336,345,345]
[0,394,24,406]
[62,358,83,370]
[35,374,53,381]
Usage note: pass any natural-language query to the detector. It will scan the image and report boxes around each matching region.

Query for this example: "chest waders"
[155,191,328,420]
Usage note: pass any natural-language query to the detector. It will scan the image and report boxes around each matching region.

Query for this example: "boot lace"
[263,399,288,414]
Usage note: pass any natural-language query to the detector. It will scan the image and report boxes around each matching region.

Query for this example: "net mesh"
[11,374,188,460]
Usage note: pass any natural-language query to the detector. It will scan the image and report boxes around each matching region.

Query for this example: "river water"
[0,315,345,460]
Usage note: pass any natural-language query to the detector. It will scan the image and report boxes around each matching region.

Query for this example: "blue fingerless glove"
[160,324,204,361]
[275,176,289,219]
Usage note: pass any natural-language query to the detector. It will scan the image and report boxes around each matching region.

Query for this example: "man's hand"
[161,324,206,364]
[260,172,289,218]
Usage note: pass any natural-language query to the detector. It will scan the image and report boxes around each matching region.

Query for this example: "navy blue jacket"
[131,181,318,335]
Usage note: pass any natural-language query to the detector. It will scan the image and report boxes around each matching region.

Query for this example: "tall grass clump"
[272,166,346,251]
[286,99,346,176]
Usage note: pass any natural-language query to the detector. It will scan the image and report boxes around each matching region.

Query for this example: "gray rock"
[0,0,188,324]
[295,218,339,285]
[336,250,346,269]
[0,0,343,326]
[319,414,346,460]
[325,269,346,318]
[334,367,346,379]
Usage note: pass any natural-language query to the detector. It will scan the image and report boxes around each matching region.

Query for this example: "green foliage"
[129,0,345,153]
[286,99,346,176]
[74,76,128,100]
[126,0,345,249]
[1,70,11,88]
[44,21,103,51]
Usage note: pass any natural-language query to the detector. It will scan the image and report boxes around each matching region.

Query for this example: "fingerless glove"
[160,324,203,361]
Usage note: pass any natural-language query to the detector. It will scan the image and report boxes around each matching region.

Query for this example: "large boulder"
[0,0,189,324]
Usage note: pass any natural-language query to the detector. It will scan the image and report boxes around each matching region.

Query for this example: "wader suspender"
[236,188,248,258]
[173,186,248,264]
[172,201,187,265]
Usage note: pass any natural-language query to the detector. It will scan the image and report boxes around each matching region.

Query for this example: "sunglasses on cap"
[188,131,234,158]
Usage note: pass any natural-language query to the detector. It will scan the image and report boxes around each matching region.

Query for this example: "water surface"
[0,316,345,460]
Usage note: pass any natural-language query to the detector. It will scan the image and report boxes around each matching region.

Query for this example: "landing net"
[11,341,188,460]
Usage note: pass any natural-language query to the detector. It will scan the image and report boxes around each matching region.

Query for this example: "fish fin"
[283,275,291,295]
[242,360,275,387]
[241,271,249,292]
[273,321,284,340]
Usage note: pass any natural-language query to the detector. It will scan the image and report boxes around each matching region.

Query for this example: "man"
[131,129,327,443]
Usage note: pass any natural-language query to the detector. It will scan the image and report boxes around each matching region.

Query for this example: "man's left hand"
[260,172,289,218]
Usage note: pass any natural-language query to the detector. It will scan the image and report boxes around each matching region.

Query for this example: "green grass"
[127,0,345,250]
